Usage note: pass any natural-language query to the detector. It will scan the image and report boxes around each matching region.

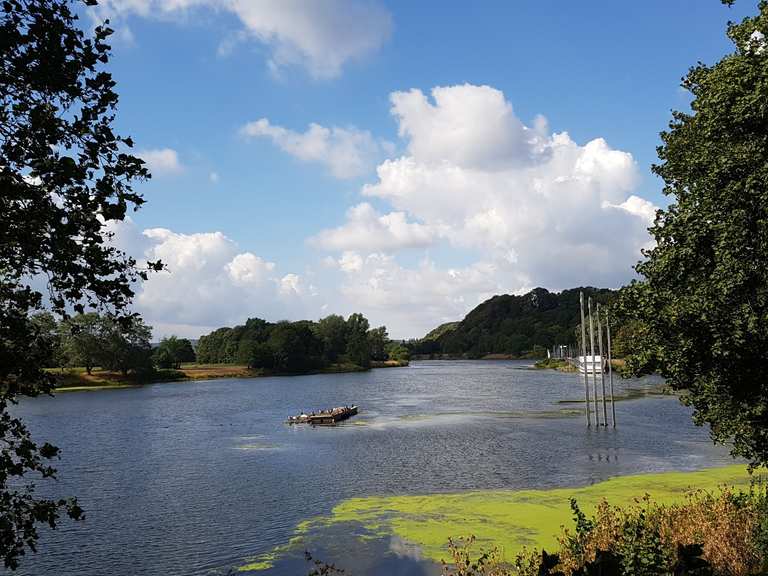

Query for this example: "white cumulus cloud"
[241,118,388,179]
[305,83,659,336]
[354,83,655,291]
[310,203,437,251]
[138,148,183,175]
[90,0,392,78]
[107,220,315,338]
[334,252,502,337]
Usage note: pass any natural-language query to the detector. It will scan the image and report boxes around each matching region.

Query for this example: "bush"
[439,484,768,576]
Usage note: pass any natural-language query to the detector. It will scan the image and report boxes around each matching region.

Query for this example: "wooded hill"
[408,287,615,358]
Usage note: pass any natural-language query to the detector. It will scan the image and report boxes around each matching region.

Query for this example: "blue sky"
[94,0,756,339]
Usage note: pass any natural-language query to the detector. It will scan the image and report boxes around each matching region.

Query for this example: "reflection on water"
[10,361,734,576]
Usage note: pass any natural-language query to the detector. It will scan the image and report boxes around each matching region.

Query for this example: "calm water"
[9,361,734,575]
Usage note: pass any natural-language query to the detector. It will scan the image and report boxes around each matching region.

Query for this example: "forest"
[196,313,409,373]
[408,287,617,358]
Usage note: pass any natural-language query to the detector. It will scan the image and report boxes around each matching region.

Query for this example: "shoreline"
[53,360,410,393]
[411,353,543,361]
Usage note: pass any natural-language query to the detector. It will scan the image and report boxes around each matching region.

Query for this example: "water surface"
[10,360,735,575]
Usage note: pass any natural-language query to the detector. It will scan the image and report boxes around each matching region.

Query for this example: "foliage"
[269,321,324,372]
[367,326,388,361]
[439,485,767,576]
[385,341,410,362]
[423,321,460,342]
[153,336,195,369]
[0,0,164,567]
[532,488,765,576]
[615,2,768,467]
[195,313,401,373]
[410,287,615,358]
[60,313,102,374]
[346,313,371,368]
[97,315,153,376]
[441,536,506,576]
[57,313,154,376]
[314,314,348,363]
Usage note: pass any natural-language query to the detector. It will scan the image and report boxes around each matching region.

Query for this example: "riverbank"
[240,464,756,572]
[534,357,627,373]
[411,353,542,361]
[52,360,409,392]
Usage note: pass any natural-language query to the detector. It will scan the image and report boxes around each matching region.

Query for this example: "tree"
[154,335,195,369]
[367,326,388,361]
[196,327,233,364]
[385,341,410,362]
[29,312,63,368]
[314,314,348,363]
[60,313,103,374]
[617,2,768,467]
[0,0,159,567]
[240,340,275,370]
[268,321,323,372]
[100,316,153,376]
[346,313,371,368]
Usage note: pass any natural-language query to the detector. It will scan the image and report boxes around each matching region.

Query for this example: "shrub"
[439,483,768,576]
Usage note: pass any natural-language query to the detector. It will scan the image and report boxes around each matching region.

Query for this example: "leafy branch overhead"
[616,1,768,467]
[1,0,159,568]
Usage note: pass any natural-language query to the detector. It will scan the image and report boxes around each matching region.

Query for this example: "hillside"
[409,287,615,358]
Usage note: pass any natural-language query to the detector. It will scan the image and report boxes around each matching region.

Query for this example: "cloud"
[138,148,183,175]
[352,83,655,291]
[310,203,437,251]
[390,84,550,170]
[331,252,502,337]
[241,119,389,179]
[304,83,659,336]
[108,220,314,338]
[91,0,392,78]
[226,253,275,287]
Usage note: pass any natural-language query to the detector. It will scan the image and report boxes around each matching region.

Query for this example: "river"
[9,360,735,575]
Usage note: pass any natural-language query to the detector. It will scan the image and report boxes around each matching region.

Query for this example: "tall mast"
[597,304,608,426]
[606,312,616,427]
[580,292,591,427]
[588,296,600,426]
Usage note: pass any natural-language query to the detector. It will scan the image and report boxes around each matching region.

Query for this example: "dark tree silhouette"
[0,0,159,567]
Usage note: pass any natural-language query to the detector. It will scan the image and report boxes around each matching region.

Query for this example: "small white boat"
[577,355,605,375]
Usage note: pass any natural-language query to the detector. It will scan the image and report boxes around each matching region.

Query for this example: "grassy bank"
[370,359,410,368]
[52,360,409,392]
[238,465,756,572]
[533,358,578,372]
[534,358,627,373]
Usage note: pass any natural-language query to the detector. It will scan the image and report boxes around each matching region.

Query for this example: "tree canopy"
[617,2,768,467]
[195,313,401,373]
[410,287,615,358]
[153,335,196,370]
[0,0,158,567]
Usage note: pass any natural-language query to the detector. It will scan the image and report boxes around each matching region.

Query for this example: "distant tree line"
[32,312,196,376]
[407,287,617,358]
[196,313,409,373]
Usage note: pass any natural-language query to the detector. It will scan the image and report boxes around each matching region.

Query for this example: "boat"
[577,355,606,375]
[286,405,358,425]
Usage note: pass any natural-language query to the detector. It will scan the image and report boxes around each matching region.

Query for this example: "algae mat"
[239,465,754,571]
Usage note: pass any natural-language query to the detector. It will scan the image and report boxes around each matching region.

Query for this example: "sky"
[88,0,756,340]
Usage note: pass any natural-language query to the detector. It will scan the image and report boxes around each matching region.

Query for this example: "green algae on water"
[239,465,753,571]
[325,465,752,563]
